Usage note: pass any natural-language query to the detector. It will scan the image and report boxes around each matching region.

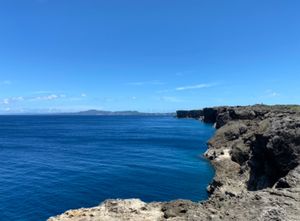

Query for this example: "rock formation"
[176,110,203,119]
[48,105,300,221]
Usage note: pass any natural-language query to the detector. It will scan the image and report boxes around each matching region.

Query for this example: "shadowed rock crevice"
[248,134,299,190]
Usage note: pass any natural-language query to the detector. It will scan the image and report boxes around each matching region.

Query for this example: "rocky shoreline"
[48,105,300,221]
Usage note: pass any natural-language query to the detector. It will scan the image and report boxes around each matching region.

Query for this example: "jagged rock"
[48,199,164,221]
[48,105,300,221]
[202,108,218,123]
[176,110,203,119]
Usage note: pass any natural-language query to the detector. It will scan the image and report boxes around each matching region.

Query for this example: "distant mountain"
[66,110,175,116]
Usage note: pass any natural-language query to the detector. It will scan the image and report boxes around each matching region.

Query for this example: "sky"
[0,0,300,113]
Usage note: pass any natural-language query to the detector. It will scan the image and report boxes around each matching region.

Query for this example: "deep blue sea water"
[0,116,215,221]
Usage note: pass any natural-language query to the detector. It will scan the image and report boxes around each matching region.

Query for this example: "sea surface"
[0,116,215,221]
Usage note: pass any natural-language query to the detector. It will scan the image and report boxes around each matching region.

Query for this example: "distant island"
[60,110,175,116]
[0,110,175,116]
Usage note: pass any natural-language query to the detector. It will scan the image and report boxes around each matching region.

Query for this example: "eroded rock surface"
[48,105,300,221]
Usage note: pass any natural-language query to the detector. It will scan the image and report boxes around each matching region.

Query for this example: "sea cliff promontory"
[48,105,300,221]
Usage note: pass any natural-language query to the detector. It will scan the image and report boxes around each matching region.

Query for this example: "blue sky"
[0,0,300,113]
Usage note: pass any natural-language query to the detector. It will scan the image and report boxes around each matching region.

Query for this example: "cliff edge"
[48,105,300,221]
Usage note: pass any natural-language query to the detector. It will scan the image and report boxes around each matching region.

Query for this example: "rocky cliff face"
[48,105,300,221]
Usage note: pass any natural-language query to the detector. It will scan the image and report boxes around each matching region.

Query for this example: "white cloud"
[176,83,214,91]
[47,94,59,100]
[0,94,66,105]
[270,92,279,97]
[33,94,66,101]
[1,96,24,105]
[35,95,57,101]
[157,83,217,93]
[32,91,56,94]
[81,93,87,97]
[265,90,280,98]
[2,98,9,105]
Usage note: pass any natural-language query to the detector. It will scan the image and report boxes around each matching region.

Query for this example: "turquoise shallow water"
[0,116,215,221]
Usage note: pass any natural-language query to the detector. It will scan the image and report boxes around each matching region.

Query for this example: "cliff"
[48,105,300,221]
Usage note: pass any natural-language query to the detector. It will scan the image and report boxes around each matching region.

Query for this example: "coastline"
[48,105,300,221]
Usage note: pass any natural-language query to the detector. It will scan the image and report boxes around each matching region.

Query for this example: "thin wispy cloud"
[32,91,58,94]
[157,83,217,93]
[32,94,66,101]
[269,92,280,97]
[176,83,215,91]
[1,97,24,105]
[68,94,89,101]
[264,90,280,98]
[0,94,68,105]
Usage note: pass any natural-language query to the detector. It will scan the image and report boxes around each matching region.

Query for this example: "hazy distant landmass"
[0,110,175,116]
[63,110,175,116]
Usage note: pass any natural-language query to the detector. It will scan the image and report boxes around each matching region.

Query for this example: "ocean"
[0,116,215,221]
